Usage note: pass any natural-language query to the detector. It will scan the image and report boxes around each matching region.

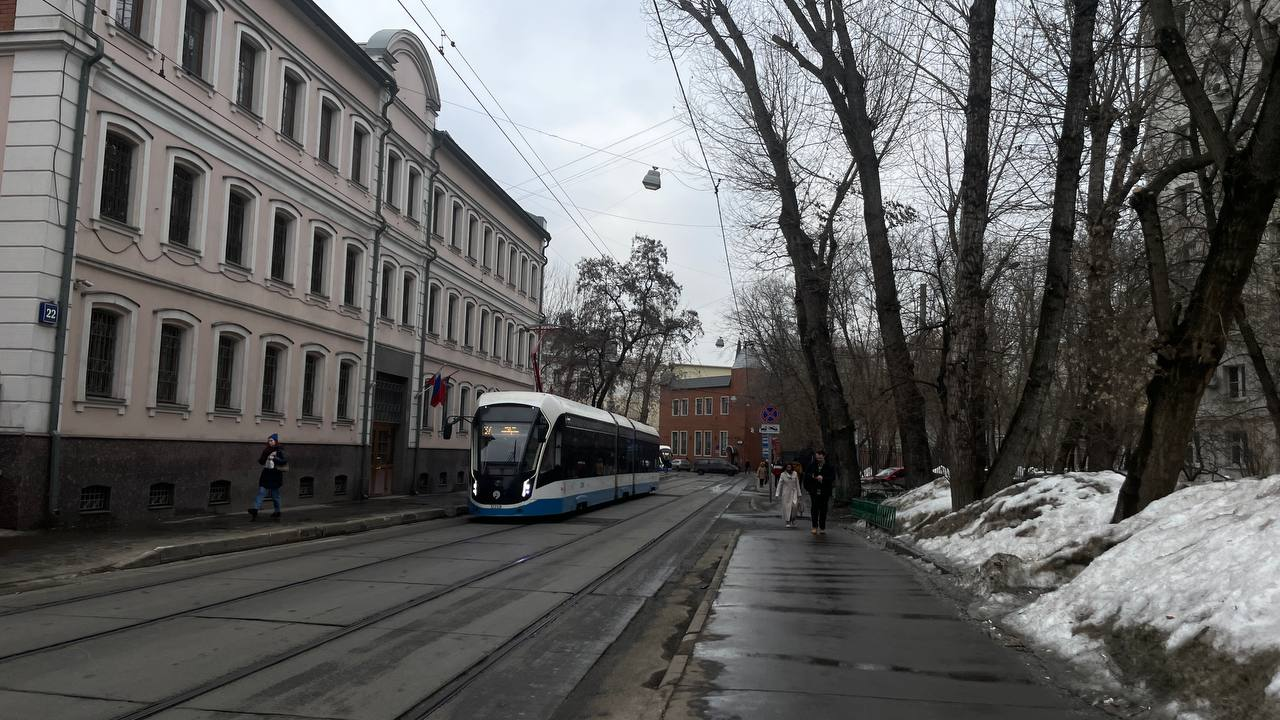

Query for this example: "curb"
[881,534,962,576]
[654,528,741,716]
[113,504,470,570]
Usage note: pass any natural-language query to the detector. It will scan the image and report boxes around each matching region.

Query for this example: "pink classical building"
[0,0,549,527]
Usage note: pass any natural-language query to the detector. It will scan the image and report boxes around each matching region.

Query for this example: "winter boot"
[247,508,258,521]
[270,512,281,521]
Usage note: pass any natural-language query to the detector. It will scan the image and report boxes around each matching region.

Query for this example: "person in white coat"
[776,462,803,528]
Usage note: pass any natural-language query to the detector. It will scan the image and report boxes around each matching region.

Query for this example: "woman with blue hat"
[249,433,287,520]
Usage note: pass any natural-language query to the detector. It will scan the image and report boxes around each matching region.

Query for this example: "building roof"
[436,131,553,243]
[670,375,733,390]
[291,1,395,87]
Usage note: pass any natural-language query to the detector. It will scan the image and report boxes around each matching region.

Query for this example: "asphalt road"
[0,474,738,720]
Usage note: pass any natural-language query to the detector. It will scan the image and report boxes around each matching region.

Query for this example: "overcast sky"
[315,0,743,367]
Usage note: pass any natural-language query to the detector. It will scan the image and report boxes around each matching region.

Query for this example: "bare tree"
[1114,0,1280,519]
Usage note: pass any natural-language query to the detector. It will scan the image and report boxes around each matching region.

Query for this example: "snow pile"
[1007,477,1280,719]
[905,472,1126,588]
[885,478,952,533]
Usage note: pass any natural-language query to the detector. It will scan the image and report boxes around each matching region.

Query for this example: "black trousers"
[809,492,830,529]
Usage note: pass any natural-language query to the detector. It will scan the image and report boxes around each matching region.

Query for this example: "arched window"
[496,237,506,279]
[446,293,459,341]
[463,301,475,348]
[482,226,494,268]
[385,149,402,209]
[259,336,292,417]
[301,349,325,419]
[479,308,490,353]
[519,255,529,294]
[279,66,308,144]
[151,309,199,410]
[96,117,152,230]
[268,204,299,284]
[78,293,140,406]
[211,322,250,413]
[530,265,540,300]
[234,29,269,115]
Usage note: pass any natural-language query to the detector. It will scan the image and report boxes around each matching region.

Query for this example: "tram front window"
[475,405,546,487]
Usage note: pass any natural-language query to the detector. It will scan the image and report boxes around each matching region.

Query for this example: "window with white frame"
[432,188,446,235]
[113,0,147,37]
[679,398,689,415]
[164,151,209,253]
[427,283,440,334]
[508,246,518,284]
[451,202,463,248]
[482,226,493,268]
[379,262,395,319]
[351,122,370,186]
[317,98,340,166]
[517,329,527,368]
[720,396,729,415]
[223,183,256,268]
[479,308,490,353]
[694,397,703,416]
[336,358,356,421]
[260,341,288,416]
[694,431,703,457]
[492,314,503,358]
[212,326,248,412]
[446,293,459,341]
[467,215,478,259]
[519,255,529,294]
[401,273,416,326]
[279,67,306,143]
[406,167,421,221]
[76,294,139,410]
[463,301,475,347]
[496,237,506,279]
[309,228,330,297]
[179,0,215,82]
[342,243,362,307]
[97,120,151,229]
[458,386,471,433]
[1227,365,1247,399]
[530,265,540,300]
[301,350,324,419]
[506,322,515,363]
[151,310,198,409]
[719,431,728,457]
[269,208,295,283]
[704,396,712,413]
[385,151,401,210]
[234,33,267,115]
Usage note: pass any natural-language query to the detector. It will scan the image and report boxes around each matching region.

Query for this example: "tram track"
[100,475,740,720]
[0,474,704,620]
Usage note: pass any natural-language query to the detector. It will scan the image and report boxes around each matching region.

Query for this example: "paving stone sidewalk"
[0,491,467,591]
[660,509,1109,719]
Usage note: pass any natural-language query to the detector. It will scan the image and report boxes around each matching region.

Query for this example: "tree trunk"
[1235,304,1280,457]
[944,0,996,509]
[987,0,1099,494]
[1115,168,1280,519]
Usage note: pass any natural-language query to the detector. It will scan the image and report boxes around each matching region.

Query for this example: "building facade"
[0,0,548,528]
[658,345,771,470]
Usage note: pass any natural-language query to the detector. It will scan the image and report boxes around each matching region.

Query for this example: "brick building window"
[720,396,729,415]
[148,482,175,509]
[208,480,231,505]
[719,431,729,457]
[80,485,111,513]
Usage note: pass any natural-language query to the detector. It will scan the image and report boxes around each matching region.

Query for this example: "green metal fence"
[850,498,898,533]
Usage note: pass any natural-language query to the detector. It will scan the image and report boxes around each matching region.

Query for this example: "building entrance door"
[371,422,396,496]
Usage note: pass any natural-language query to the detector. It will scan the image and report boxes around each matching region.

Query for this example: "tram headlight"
[522,479,533,498]
[472,479,478,497]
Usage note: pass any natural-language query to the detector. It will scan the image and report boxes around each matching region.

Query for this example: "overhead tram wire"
[651,0,742,320]
[392,1,615,261]
[412,0,619,261]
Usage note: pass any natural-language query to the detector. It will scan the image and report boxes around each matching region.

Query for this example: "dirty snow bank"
[890,472,1280,719]
[896,472,1126,588]
[1008,477,1280,719]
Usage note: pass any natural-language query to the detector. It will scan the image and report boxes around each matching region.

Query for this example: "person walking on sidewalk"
[775,462,802,528]
[804,450,837,535]
[756,461,769,490]
[249,433,288,521]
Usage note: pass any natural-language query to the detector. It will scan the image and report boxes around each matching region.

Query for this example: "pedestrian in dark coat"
[804,450,838,535]
[248,433,287,520]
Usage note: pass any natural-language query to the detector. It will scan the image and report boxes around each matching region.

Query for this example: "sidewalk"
[660,506,1109,719]
[0,491,468,592]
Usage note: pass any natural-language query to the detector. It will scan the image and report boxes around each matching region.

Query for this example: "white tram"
[467,392,663,517]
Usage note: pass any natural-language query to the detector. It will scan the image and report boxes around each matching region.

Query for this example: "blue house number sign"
[38,301,59,326]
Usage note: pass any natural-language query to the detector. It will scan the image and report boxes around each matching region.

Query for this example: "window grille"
[261,346,281,414]
[208,480,231,505]
[156,324,184,404]
[270,213,290,281]
[310,232,327,295]
[168,165,195,247]
[80,485,111,513]
[319,103,336,163]
[334,474,348,496]
[236,40,258,110]
[100,133,134,223]
[148,482,175,508]
[181,1,206,77]
[351,127,367,184]
[302,353,320,418]
[116,0,144,35]
[86,309,119,398]
[225,191,247,266]
[337,362,353,420]
[299,476,314,499]
[215,335,238,410]
[343,246,360,305]
[281,73,301,140]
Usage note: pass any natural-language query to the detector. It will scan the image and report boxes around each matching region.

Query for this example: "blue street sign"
[37,301,59,326]
[761,405,779,423]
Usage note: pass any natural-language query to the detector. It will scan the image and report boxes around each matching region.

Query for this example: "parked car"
[861,467,908,502]
[694,458,739,475]
[871,467,907,484]
[670,457,693,471]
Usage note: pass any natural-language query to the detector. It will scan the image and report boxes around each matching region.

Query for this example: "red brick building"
[658,345,777,470]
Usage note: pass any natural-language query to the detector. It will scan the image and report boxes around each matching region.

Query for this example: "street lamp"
[642,166,662,190]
